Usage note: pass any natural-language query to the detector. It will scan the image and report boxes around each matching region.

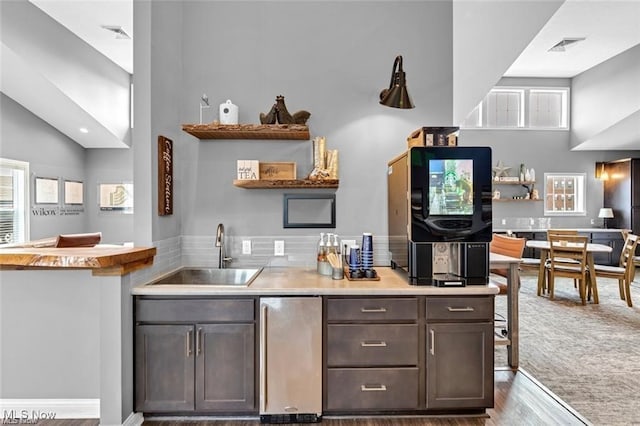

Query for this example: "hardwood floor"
[28,368,587,426]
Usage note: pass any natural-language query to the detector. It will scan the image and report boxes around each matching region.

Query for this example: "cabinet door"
[196,323,255,412]
[591,232,623,266]
[426,322,494,409]
[135,324,195,412]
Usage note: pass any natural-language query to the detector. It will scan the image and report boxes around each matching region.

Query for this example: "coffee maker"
[387,145,492,286]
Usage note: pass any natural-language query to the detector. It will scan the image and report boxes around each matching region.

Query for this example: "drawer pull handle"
[186,329,193,357]
[360,341,387,347]
[430,329,435,356]
[361,307,387,313]
[361,384,387,392]
[447,306,475,312]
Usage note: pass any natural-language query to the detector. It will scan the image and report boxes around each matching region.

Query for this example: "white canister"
[219,100,238,124]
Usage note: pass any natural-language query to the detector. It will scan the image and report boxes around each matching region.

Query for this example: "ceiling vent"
[101,25,131,40]
[548,37,586,52]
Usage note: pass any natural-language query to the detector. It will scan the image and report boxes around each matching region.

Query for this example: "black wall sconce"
[379,55,414,109]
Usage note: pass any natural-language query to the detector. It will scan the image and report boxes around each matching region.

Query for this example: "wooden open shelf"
[493,181,536,186]
[182,123,310,140]
[233,179,339,189]
[493,199,542,202]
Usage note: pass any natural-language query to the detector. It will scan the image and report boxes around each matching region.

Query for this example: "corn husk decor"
[308,136,338,181]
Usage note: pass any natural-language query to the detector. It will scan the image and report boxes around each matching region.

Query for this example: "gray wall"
[0,270,100,398]
[174,0,454,240]
[571,44,640,149]
[0,94,134,244]
[0,94,87,239]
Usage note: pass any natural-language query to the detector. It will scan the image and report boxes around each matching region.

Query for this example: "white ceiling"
[19,0,640,151]
[29,0,133,74]
[505,0,640,78]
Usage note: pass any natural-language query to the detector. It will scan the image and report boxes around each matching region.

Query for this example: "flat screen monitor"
[410,146,492,242]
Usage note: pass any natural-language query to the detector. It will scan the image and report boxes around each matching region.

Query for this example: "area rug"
[495,273,640,426]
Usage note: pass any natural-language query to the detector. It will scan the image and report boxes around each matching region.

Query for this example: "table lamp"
[598,208,614,229]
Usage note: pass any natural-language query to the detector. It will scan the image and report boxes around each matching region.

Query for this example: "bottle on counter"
[317,233,326,262]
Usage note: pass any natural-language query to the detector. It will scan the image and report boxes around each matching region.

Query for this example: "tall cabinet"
[604,158,639,238]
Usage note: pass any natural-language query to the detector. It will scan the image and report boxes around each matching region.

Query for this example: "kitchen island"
[133,266,499,419]
[0,245,156,426]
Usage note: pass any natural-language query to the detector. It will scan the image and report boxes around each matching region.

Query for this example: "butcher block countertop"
[0,245,156,276]
[132,266,499,296]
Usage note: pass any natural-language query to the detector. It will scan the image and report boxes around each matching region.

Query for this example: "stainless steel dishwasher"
[259,297,322,423]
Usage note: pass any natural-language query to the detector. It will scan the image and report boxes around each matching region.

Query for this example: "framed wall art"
[35,177,59,204]
[99,183,133,213]
[64,180,84,205]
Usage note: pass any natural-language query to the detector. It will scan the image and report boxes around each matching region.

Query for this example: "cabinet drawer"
[426,297,493,321]
[326,298,418,321]
[327,324,418,366]
[136,298,254,322]
[326,367,419,411]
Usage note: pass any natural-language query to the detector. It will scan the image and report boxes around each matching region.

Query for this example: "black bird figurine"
[260,96,311,125]
[259,103,277,124]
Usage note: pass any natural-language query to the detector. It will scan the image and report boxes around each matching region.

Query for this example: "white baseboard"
[0,399,99,420]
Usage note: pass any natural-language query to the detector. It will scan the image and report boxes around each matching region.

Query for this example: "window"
[485,88,524,128]
[462,86,569,130]
[0,158,29,245]
[544,173,586,216]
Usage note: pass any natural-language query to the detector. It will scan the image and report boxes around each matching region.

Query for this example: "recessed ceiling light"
[101,25,131,40]
[79,127,89,134]
[548,37,586,52]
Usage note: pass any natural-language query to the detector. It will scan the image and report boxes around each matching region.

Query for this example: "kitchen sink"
[150,267,263,287]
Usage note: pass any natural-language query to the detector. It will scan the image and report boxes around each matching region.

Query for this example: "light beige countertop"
[132,266,499,296]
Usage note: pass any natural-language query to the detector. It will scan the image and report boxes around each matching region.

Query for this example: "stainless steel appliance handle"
[186,329,192,357]
[360,307,387,313]
[447,306,474,312]
[430,329,435,355]
[196,327,202,356]
[361,341,387,347]
[260,304,268,413]
[361,384,387,392]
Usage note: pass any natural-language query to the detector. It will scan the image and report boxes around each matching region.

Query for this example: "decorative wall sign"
[35,177,59,204]
[158,136,173,215]
[64,180,84,205]
[99,183,133,213]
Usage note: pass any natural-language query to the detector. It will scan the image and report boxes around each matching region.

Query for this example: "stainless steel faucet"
[215,223,232,268]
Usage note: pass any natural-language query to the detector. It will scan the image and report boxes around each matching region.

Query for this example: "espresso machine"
[387,144,493,286]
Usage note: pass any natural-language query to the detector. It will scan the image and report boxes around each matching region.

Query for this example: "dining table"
[489,252,521,369]
[525,239,612,303]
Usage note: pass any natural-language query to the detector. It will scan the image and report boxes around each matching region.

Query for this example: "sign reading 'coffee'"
[158,136,173,215]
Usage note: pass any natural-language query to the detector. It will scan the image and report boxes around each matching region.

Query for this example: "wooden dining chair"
[490,233,525,294]
[593,233,639,307]
[546,234,590,305]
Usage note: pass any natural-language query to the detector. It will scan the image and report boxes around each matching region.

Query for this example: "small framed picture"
[35,177,59,204]
[64,180,84,205]
[99,183,134,213]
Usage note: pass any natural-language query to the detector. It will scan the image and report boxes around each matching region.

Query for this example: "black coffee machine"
[387,145,493,286]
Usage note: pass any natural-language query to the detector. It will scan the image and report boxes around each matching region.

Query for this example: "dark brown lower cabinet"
[135,298,256,414]
[324,295,494,414]
[426,322,494,409]
[426,296,494,410]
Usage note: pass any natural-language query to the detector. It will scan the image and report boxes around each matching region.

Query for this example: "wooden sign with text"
[158,136,173,215]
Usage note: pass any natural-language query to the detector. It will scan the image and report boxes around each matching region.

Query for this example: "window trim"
[0,158,30,245]
[461,86,570,131]
[543,172,586,217]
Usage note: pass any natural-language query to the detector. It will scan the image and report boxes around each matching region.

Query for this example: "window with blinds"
[0,159,29,245]
[462,86,569,130]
